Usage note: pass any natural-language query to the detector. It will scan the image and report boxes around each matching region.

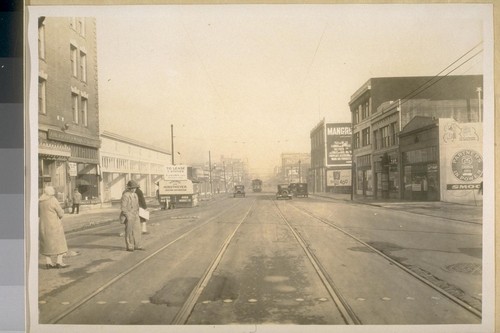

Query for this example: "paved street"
[38,193,482,325]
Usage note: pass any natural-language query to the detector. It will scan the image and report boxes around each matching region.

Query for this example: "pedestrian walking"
[120,180,144,252]
[39,186,70,269]
[135,185,149,234]
[71,188,82,214]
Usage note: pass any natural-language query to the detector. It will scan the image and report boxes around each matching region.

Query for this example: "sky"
[92,4,486,178]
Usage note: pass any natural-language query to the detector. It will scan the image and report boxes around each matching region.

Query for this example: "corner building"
[38,17,101,205]
[349,75,482,200]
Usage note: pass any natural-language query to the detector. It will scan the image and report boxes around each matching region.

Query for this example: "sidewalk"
[311,192,483,224]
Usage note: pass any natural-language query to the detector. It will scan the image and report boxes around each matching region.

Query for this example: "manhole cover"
[444,263,482,275]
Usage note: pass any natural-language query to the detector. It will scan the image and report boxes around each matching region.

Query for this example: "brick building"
[38,17,101,206]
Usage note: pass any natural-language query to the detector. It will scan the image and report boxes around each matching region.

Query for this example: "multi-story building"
[349,75,483,200]
[280,153,311,184]
[38,17,100,206]
[99,131,171,202]
[310,119,352,193]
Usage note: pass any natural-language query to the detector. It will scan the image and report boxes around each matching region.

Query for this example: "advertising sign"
[164,165,188,180]
[326,169,351,187]
[68,162,78,177]
[326,123,352,167]
[158,179,194,195]
[439,119,482,203]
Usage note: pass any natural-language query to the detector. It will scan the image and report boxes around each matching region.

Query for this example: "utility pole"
[298,160,302,183]
[171,124,174,165]
[209,150,213,194]
[223,161,227,193]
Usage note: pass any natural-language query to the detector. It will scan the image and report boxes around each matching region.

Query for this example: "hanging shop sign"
[68,162,78,177]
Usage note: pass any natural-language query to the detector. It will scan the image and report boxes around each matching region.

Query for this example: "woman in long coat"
[39,186,69,269]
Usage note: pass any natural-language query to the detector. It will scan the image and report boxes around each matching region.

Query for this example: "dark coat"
[135,188,147,222]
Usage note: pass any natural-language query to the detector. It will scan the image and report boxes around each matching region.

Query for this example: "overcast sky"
[90,4,485,177]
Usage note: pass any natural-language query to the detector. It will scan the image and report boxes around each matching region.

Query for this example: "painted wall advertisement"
[439,119,482,203]
[327,169,352,187]
[326,123,352,167]
[164,165,188,180]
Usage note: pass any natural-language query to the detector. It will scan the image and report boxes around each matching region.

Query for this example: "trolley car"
[251,179,263,192]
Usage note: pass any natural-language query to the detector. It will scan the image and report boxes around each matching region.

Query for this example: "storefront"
[355,154,373,196]
[39,130,100,205]
[374,151,400,199]
[401,147,440,201]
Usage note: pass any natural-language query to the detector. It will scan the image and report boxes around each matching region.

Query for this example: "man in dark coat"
[135,185,148,234]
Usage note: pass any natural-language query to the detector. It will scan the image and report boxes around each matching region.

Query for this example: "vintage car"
[294,183,309,198]
[276,184,292,200]
[233,185,246,198]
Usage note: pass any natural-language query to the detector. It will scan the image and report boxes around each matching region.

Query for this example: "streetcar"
[251,179,263,192]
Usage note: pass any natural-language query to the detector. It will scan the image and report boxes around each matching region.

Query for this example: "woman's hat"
[127,180,139,189]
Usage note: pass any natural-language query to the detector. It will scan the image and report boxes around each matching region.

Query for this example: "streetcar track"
[284,201,482,319]
[172,198,257,324]
[272,199,361,325]
[47,198,247,324]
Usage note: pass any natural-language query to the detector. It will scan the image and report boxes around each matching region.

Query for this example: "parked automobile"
[294,183,308,198]
[276,184,292,200]
[233,185,246,198]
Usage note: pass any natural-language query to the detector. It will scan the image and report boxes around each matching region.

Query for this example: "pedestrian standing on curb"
[71,188,82,214]
[120,180,144,252]
[135,185,148,234]
[39,186,70,269]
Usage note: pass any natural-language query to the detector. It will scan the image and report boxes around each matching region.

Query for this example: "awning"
[39,140,71,159]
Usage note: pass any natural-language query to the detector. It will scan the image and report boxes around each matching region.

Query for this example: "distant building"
[280,153,310,184]
[38,17,100,205]
[349,75,483,200]
[310,119,352,193]
[100,131,171,202]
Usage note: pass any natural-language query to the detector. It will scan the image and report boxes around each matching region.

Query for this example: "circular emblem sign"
[451,149,483,181]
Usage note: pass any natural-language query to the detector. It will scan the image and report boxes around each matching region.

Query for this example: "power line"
[398,41,483,106]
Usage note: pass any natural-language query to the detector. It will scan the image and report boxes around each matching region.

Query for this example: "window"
[362,127,371,146]
[390,122,398,146]
[79,51,87,82]
[38,78,46,114]
[362,101,369,119]
[38,24,45,59]
[72,93,79,123]
[354,108,360,124]
[70,17,77,30]
[353,132,360,149]
[373,130,378,150]
[81,97,88,127]
[381,125,390,148]
[70,45,78,77]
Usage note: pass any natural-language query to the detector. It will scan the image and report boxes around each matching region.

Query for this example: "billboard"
[158,179,194,195]
[326,123,352,167]
[327,169,352,187]
[439,119,482,203]
[164,165,188,180]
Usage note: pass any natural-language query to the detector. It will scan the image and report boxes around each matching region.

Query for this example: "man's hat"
[127,180,139,188]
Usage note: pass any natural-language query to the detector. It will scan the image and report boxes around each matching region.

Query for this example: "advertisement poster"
[326,123,352,167]
[164,165,188,180]
[326,169,351,187]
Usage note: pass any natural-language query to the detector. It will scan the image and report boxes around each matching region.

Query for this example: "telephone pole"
[171,124,174,165]
[209,150,213,194]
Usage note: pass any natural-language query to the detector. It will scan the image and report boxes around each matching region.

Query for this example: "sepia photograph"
[27,3,494,333]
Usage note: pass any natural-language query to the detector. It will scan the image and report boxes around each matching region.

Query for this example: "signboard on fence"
[158,179,194,195]
[164,165,188,180]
